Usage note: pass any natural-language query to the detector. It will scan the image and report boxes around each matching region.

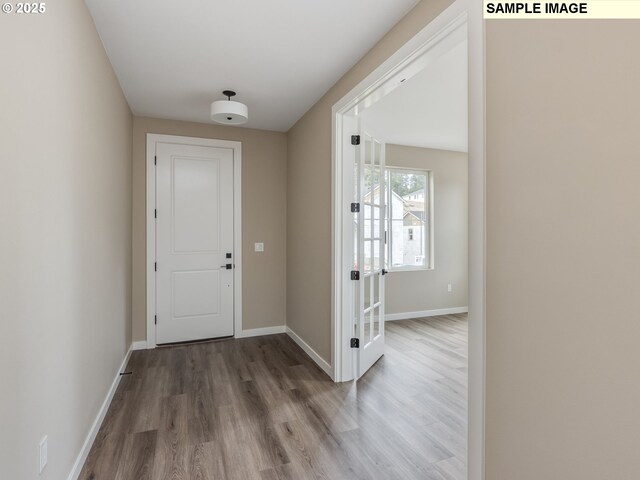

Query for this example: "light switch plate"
[255,242,264,252]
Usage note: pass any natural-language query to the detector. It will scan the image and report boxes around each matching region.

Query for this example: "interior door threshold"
[156,335,234,348]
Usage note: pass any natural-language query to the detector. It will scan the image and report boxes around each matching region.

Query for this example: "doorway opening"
[145,134,243,347]
[331,1,484,479]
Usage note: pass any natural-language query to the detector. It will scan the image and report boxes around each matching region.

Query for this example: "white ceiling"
[359,38,468,152]
[84,0,419,132]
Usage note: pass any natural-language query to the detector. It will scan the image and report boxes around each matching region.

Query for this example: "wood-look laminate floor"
[80,314,467,480]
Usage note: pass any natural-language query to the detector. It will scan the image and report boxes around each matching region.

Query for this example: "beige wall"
[287,0,454,363]
[132,117,287,341]
[0,1,132,479]
[485,21,640,479]
[385,145,468,315]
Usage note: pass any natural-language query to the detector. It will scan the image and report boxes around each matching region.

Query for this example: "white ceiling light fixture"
[210,90,249,125]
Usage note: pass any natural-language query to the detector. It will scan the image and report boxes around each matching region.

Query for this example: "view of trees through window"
[389,171,426,197]
[363,168,426,196]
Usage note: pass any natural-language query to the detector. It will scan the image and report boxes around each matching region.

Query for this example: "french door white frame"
[146,134,243,347]
[330,0,485,478]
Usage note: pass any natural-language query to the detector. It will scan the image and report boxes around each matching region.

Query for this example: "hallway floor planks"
[79,314,467,480]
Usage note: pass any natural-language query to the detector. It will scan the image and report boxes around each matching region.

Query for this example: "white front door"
[155,142,234,344]
[355,129,386,378]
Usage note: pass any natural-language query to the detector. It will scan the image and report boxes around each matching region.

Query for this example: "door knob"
[220,264,233,270]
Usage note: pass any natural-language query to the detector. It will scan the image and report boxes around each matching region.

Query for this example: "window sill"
[387,266,434,273]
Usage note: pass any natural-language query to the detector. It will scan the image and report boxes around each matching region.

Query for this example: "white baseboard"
[67,345,132,480]
[132,340,148,350]
[238,325,286,338]
[286,327,333,379]
[385,306,468,322]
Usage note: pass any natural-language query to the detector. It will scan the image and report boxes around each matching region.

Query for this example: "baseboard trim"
[132,340,148,350]
[67,345,132,480]
[286,327,333,380]
[238,325,286,338]
[385,306,468,322]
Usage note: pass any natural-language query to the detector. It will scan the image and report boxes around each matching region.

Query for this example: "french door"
[354,129,386,378]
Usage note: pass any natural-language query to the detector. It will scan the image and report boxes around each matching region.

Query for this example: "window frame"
[385,167,434,272]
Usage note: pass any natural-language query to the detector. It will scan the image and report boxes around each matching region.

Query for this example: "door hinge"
[154,209,157,218]
[154,315,157,325]
[154,155,157,165]
[350,338,360,348]
[351,135,360,145]
[350,202,360,213]
[154,262,157,272]
[350,270,360,281]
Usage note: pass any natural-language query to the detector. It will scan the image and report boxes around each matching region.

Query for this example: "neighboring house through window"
[388,168,431,270]
[360,167,432,271]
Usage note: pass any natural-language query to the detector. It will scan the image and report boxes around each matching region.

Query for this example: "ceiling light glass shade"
[210,100,248,125]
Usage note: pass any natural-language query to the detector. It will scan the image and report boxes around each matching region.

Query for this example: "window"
[387,168,431,270]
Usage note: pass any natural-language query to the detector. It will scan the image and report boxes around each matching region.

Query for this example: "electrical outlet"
[254,242,264,252]
[39,436,48,474]
[447,283,452,293]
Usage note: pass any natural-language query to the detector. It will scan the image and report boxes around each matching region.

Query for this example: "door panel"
[156,143,234,344]
[172,270,220,317]
[355,130,386,378]
[172,157,220,253]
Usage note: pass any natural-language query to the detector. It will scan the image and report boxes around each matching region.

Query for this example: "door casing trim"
[330,0,485,478]
[146,134,243,347]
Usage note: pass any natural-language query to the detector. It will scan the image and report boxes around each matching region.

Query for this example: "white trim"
[67,346,132,480]
[330,0,485,478]
[146,134,243,348]
[233,141,243,339]
[286,327,334,379]
[238,325,286,338]
[467,0,486,477]
[131,340,148,351]
[385,307,468,322]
